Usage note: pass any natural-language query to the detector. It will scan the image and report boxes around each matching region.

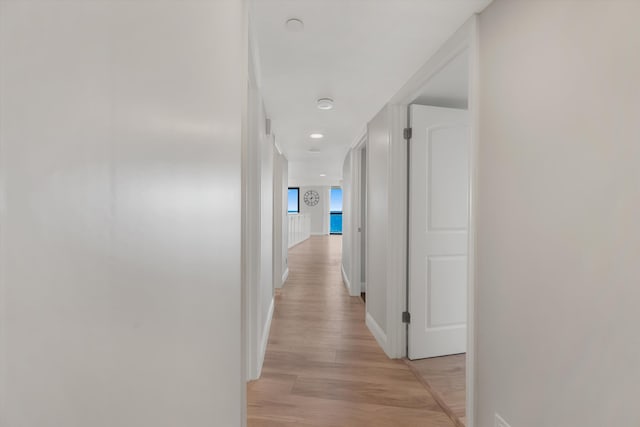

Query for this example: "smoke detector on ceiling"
[317,98,334,110]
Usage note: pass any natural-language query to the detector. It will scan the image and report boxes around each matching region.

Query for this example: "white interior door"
[408,104,469,360]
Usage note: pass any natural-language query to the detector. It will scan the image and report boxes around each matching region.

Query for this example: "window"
[330,187,343,235]
[288,187,300,213]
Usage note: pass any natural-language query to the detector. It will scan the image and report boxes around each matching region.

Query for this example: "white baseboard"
[280,268,289,287]
[256,298,274,378]
[310,232,325,236]
[366,312,389,356]
[341,263,351,293]
[341,264,361,297]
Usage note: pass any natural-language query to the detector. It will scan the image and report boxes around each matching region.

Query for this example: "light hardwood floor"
[247,236,456,427]
[406,355,466,427]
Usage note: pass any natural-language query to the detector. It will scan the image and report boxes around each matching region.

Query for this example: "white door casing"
[408,104,469,360]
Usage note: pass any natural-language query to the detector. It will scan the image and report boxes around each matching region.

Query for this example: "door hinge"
[402,311,411,324]
[403,127,412,140]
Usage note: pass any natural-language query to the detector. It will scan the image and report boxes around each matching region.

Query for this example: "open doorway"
[404,47,471,426]
[359,147,367,302]
[347,138,367,303]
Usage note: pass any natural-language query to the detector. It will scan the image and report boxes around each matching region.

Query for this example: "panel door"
[408,104,469,360]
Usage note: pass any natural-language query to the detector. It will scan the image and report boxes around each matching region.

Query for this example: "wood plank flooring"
[406,355,466,426]
[247,236,456,427]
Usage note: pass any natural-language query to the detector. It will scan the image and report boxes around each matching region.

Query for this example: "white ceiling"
[251,0,492,186]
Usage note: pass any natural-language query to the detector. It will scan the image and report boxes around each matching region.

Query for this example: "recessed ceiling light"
[317,98,334,110]
[319,174,327,177]
[285,18,304,32]
[310,133,324,139]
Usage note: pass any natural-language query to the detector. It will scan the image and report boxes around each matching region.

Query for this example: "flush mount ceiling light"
[285,18,304,32]
[317,98,334,110]
[319,174,327,177]
[310,133,324,139]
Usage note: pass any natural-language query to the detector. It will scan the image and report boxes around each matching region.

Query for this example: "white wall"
[246,44,275,380]
[341,152,353,292]
[281,156,289,284]
[259,129,274,355]
[0,1,246,426]
[299,186,330,235]
[342,144,366,298]
[363,105,407,358]
[245,45,261,383]
[476,1,640,426]
[272,150,289,289]
[360,148,367,288]
[366,108,390,338]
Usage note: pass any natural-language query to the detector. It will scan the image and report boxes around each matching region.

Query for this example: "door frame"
[347,133,367,297]
[385,16,479,427]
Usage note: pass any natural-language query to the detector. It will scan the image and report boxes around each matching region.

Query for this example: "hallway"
[247,236,455,426]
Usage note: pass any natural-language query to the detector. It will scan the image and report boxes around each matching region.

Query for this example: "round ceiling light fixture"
[319,174,327,177]
[317,98,334,110]
[310,133,324,139]
[285,18,304,32]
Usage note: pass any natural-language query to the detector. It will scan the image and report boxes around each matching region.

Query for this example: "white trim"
[273,139,285,158]
[281,267,289,287]
[341,263,357,296]
[256,298,274,379]
[350,128,368,150]
[385,105,408,359]
[341,263,350,291]
[241,6,249,424]
[466,15,480,427]
[310,232,326,236]
[366,312,388,353]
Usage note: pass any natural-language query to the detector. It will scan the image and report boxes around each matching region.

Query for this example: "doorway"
[359,147,367,301]
[406,104,469,425]
[349,140,367,303]
[403,45,472,427]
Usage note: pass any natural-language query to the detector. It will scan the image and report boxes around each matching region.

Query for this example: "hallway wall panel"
[0,2,246,426]
[476,1,640,426]
[366,107,390,336]
[280,156,289,284]
[341,152,352,290]
[246,51,278,380]
[259,120,274,342]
